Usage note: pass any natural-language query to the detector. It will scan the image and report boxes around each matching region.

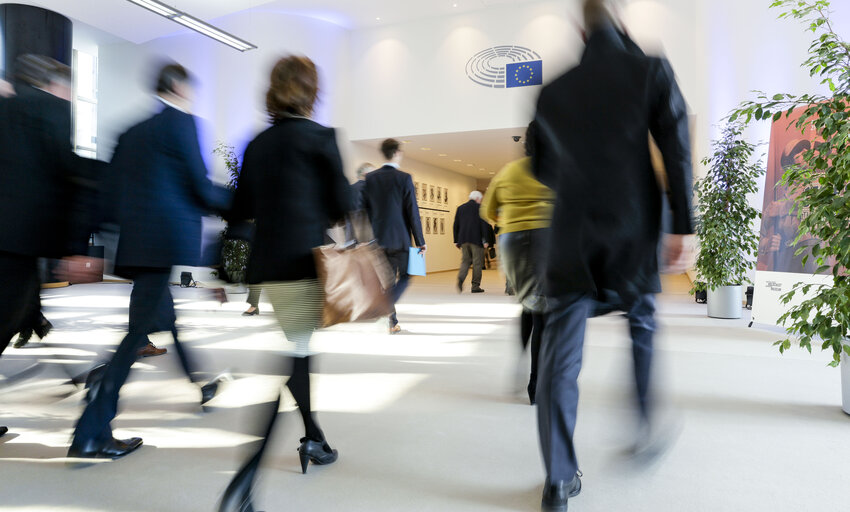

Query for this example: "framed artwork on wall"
[415,182,419,198]
[429,185,435,203]
[422,183,428,202]
[444,188,449,204]
[436,187,442,203]
[425,217,431,234]
[440,218,445,235]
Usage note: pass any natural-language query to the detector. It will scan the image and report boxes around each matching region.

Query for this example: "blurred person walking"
[454,191,490,293]
[0,56,92,438]
[480,123,554,405]
[67,62,232,460]
[351,162,375,211]
[362,139,426,334]
[219,55,352,511]
[530,1,693,510]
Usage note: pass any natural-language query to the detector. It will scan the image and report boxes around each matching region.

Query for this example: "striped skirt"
[258,279,324,357]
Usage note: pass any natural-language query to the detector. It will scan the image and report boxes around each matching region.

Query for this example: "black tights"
[286,356,323,441]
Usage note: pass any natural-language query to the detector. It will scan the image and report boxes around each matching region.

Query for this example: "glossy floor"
[0,270,845,512]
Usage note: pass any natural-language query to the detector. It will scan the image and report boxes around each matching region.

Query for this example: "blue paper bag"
[408,247,426,276]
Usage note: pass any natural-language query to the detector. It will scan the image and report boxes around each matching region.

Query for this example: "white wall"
[97,10,350,179]
[347,142,479,273]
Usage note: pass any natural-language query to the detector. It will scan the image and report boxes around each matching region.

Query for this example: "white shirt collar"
[383,162,400,169]
[157,95,189,114]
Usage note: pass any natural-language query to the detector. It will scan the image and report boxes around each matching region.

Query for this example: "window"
[73,50,97,158]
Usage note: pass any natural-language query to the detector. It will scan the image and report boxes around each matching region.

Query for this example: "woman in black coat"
[220,55,351,512]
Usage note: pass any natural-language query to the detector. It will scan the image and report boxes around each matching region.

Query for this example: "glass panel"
[75,100,97,150]
[75,51,97,101]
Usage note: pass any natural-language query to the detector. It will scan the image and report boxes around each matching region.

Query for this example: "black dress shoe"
[13,329,33,348]
[34,318,53,339]
[471,288,485,293]
[542,473,582,512]
[67,436,143,459]
[297,437,338,474]
[527,378,537,405]
[457,279,463,293]
[201,371,232,405]
[0,426,8,437]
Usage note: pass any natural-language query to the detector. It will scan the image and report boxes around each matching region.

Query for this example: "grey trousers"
[246,286,261,308]
[457,243,484,289]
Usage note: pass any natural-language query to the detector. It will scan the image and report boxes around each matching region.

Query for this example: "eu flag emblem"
[506,60,543,88]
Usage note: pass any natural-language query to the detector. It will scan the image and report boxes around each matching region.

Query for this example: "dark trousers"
[384,249,410,327]
[521,310,545,384]
[0,252,40,357]
[72,269,194,446]
[458,243,484,289]
[537,292,656,481]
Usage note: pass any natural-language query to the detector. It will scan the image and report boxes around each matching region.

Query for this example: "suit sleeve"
[648,58,694,235]
[319,128,352,223]
[228,141,256,223]
[530,104,566,190]
[402,174,425,246]
[453,207,460,244]
[174,113,233,215]
[482,221,496,245]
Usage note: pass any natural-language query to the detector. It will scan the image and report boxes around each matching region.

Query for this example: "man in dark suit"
[363,139,426,334]
[351,162,374,211]
[530,1,693,510]
[0,57,90,438]
[453,191,491,293]
[68,63,232,459]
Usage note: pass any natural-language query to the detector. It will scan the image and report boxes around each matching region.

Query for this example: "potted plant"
[730,0,850,414]
[213,142,250,287]
[692,123,764,319]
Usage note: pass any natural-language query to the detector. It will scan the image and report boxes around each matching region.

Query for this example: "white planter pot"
[842,352,850,416]
[707,285,743,319]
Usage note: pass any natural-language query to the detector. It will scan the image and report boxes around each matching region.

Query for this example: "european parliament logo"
[466,46,542,89]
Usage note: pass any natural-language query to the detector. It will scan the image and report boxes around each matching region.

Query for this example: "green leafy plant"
[213,142,250,284]
[730,0,850,367]
[692,123,764,293]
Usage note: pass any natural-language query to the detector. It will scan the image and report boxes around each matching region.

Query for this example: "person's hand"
[661,234,693,274]
[769,234,782,252]
[455,243,461,249]
[0,79,15,98]
[419,245,428,254]
[54,255,102,283]
[484,243,490,249]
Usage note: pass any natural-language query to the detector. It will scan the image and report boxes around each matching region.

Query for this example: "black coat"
[453,200,490,246]
[532,27,693,303]
[363,165,425,252]
[110,105,232,270]
[0,87,81,258]
[230,117,351,283]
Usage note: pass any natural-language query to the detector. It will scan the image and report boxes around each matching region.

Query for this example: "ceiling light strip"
[126,0,257,52]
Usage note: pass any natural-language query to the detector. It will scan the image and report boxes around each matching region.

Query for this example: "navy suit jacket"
[110,105,231,270]
[363,165,425,252]
[453,200,489,246]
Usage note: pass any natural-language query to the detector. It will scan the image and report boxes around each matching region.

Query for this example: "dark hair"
[155,63,191,94]
[15,54,70,87]
[266,55,319,121]
[524,122,537,157]
[381,139,401,160]
[583,0,615,32]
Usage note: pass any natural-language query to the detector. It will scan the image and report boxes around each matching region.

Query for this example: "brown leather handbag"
[313,239,395,328]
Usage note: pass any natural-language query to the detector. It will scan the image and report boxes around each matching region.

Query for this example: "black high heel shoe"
[218,455,260,512]
[297,438,338,474]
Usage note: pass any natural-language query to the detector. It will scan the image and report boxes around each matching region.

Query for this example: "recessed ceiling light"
[453,159,462,162]
[376,17,381,21]
[402,140,410,143]
[466,164,474,167]
[420,147,431,151]
[453,2,458,7]
[479,168,485,171]
[438,153,447,157]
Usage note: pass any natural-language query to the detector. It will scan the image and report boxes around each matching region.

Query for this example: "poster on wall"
[415,181,420,199]
[440,217,446,235]
[422,183,428,203]
[436,187,442,203]
[429,185,435,205]
[444,187,449,205]
[425,217,431,234]
[752,104,831,326]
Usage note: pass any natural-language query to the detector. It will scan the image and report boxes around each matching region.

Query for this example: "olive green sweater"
[480,157,554,234]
